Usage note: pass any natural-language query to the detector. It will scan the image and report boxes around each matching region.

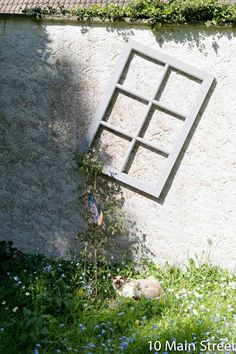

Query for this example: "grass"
[0,255,236,354]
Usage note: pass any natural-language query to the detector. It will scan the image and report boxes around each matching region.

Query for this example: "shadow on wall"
[0,20,223,262]
[0,18,154,262]
[105,22,236,55]
[0,18,91,258]
[153,26,236,56]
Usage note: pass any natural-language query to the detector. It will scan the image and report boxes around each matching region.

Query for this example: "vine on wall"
[76,149,126,295]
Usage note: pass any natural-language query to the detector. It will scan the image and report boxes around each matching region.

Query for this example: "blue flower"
[121,342,128,347]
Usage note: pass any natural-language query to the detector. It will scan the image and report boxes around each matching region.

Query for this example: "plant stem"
[94,248,98,297]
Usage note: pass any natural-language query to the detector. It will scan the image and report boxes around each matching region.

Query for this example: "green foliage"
[0,255,236,353]
[22,0,236,27]
[73,4,126,21]
[76,149,126,295]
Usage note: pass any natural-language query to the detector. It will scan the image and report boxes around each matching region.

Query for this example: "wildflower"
[120,341,128,350]
[13,276,19,281]
[88,342,96,348]
[44,265,52,272]
[25,292,30,296]
[193,309,198,316]
[1,301,6,305]
[79,323,87,331]
[12,306,18,312]
[229,282,236,289]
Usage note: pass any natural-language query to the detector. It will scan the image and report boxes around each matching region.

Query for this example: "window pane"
[125,144,167,187]
[157,68,201,116]
[93,128,131,171]
[103,90,148,135]
[119,51,165,99]
[140,106,184,149]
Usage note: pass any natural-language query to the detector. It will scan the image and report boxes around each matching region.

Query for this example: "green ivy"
[22,0,236,27]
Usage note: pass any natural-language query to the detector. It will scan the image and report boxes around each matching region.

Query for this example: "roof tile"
[0,0,128,14]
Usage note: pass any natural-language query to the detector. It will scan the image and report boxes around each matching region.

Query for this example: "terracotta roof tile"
[0,0,129,14]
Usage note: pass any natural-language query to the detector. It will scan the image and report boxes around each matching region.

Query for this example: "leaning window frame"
[87,40,214,198]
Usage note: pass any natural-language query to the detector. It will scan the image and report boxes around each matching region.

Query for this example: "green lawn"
[0,255,235,354]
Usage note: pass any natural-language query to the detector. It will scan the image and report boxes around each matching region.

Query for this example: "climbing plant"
[76,149,126,295]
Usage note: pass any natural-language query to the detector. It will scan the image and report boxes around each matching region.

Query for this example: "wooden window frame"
[87,40,214,198]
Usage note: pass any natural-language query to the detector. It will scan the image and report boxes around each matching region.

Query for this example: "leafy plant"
[22,0,236,27]
[76,149,126,296]
[1,254,236,354]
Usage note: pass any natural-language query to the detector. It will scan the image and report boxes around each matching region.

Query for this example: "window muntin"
[88,40,214,198]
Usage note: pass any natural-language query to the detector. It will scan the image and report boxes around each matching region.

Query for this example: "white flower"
[44,265,52,272]
[193,309,198,316]
[12,306,18,312]
[25,292,30,296]
[1,301,6,305]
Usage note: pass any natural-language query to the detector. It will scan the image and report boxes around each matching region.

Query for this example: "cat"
[112,275,164,299]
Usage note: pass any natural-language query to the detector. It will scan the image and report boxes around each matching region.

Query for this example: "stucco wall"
[0,18,235,269]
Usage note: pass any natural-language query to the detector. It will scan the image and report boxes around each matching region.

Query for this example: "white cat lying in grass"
[112,275,164,299]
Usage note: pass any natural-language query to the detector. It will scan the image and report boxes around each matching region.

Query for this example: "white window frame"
[87,40,214,198]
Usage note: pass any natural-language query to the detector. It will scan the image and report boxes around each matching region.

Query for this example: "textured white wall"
[0,18,235,269]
